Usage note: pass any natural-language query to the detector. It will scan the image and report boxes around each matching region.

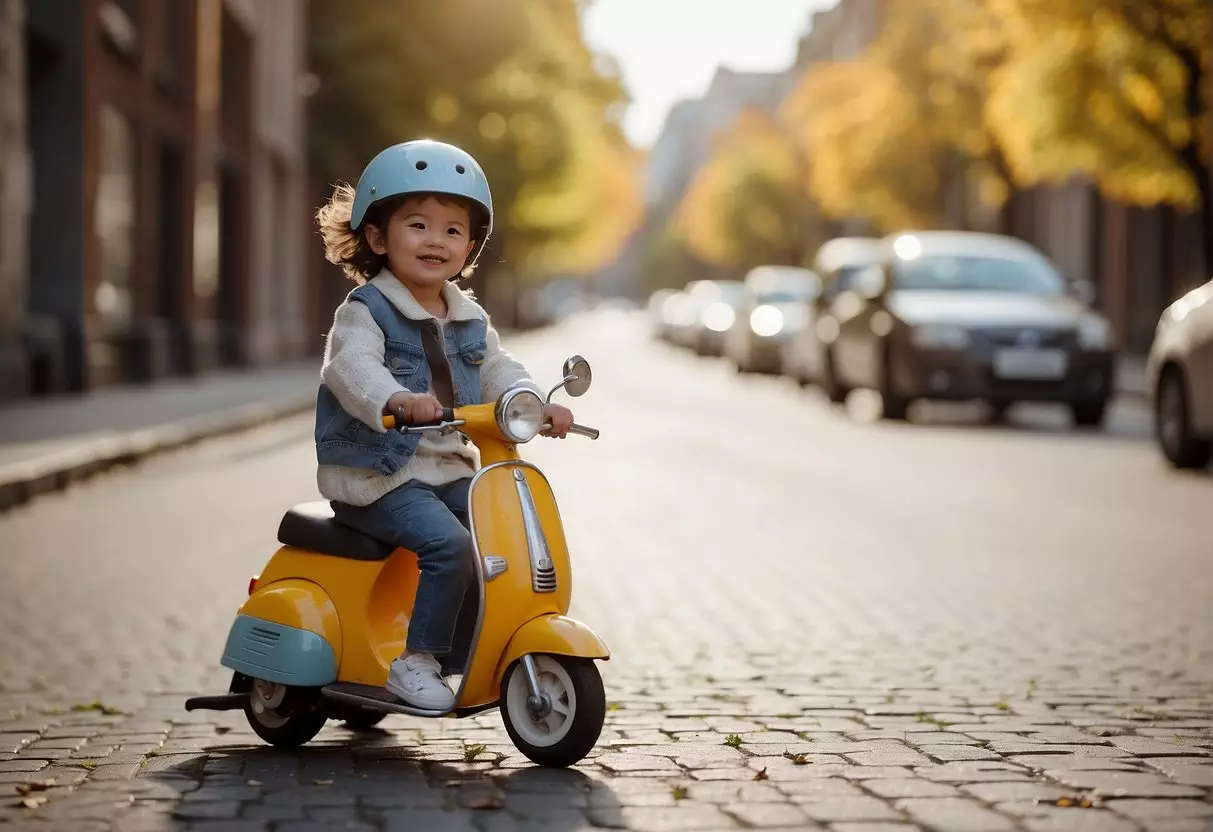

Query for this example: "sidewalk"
[1116,353,1148,400]
[0,361,319,512]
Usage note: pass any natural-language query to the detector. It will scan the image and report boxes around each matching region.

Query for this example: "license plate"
[993,348,1068,379]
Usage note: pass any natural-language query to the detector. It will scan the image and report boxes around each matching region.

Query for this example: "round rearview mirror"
[562,355,592,397]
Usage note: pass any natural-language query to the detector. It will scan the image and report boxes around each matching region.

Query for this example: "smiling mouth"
[418,254,447,265]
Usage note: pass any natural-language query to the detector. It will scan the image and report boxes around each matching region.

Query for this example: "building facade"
[2,0,311,401]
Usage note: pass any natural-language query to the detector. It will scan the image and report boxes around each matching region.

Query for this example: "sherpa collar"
[369,269,481,322]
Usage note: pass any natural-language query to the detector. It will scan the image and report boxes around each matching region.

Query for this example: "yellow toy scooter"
[185,356,609,768]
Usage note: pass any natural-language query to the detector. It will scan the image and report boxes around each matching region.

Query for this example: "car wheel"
[879,346,910,421]
[1070,400,1108,429]
[987,401,1012,423]
[821,349,849,404]
[1156,366,1212,468]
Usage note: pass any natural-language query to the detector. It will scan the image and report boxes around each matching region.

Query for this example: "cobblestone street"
[1,309,1210,831]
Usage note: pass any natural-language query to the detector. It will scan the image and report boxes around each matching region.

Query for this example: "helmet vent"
[455,164,466,174]
[414,160,428,171]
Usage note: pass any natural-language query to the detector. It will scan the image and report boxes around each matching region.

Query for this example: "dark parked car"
[820,231,1116,425]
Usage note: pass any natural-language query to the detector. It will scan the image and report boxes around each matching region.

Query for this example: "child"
[313,140,574,710]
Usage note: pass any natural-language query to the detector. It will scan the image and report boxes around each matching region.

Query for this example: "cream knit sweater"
[317,271,541,506]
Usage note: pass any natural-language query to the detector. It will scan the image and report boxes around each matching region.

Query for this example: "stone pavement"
[0,309,1209,831]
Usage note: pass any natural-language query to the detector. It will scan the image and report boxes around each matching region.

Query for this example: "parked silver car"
[781,237,882,390]
[723,266,820,374]
[1146,277,1213,468]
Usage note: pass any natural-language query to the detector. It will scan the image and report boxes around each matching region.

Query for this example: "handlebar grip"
[382,407,455,431]
[568,423,600,440]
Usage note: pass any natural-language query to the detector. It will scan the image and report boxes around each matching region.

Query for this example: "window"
[95,104,138,326]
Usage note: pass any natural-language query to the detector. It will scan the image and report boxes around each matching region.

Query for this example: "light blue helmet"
[350,140,494,269]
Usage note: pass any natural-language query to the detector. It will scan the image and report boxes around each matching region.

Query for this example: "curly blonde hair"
[315,182,484,284]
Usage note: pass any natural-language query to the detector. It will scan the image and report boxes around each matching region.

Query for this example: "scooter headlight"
[495,388,545,443]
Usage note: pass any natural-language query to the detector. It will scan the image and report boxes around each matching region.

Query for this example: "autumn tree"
[987,0,1212,271]
[782,0,1023,233]
[783,52,946,232]
[307,0,641,286]
[676,109,825,271]
[638,222,705,292]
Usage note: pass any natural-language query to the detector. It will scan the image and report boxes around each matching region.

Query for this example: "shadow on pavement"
[149,740,619,829]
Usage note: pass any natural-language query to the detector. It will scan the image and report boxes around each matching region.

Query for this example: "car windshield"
[718,283,746,304]
[757,290,812,304]
[893,254,1065,295]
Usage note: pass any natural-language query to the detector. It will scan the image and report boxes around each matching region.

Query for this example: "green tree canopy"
[308,0,641,279]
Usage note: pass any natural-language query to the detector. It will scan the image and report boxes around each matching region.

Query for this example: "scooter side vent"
[513,468,558,594]
[532,564,557,592]
[249,627,282,648]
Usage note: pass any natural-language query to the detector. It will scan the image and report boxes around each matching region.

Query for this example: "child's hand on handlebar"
[542,403,575,439]
[386,391,444,425]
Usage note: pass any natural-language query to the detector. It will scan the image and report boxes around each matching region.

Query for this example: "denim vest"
[315,284,488,477]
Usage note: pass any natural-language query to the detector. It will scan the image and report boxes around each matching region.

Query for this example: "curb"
[0,392,315,514]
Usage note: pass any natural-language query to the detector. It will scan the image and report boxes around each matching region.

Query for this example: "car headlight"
[911,324,970,349]
[1078,316,1112,350]
[495,388,545,443]
[750,305,783,337]
[702,302,735,332]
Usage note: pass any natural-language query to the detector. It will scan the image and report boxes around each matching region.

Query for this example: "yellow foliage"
[986,0,1210,207]
[783,57,944,232]
[676,109,820,269]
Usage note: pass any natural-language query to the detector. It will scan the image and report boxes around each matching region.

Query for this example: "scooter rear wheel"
[243,679,327,748]
[500,655,605,768]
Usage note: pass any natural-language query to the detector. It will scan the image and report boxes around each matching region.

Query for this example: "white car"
[1147,277,1213,468]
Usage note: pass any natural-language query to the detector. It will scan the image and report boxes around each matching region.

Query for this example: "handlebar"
[566,423,600,440]
[382,408,454,432]
[382,411,599,440]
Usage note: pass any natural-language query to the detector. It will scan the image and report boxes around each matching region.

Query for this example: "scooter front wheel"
[500,655,605,768]
[243,678,327,748]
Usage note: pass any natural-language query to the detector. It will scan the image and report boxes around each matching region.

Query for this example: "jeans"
[331,478,478,670]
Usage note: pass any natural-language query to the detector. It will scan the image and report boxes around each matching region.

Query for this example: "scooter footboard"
[220,579,341,687]
[493,614,610,682]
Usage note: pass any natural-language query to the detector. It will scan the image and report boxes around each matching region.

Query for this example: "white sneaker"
[385,653,455,710]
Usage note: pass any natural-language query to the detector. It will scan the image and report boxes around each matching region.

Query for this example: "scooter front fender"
[220,579,341,687]
[493,614,610,683]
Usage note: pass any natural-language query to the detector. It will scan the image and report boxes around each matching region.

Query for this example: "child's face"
[365,195,475,293]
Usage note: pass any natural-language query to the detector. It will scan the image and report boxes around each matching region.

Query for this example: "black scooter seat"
[277,502,395,560]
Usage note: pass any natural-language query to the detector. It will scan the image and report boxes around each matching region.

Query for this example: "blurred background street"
[1,0,1211,829]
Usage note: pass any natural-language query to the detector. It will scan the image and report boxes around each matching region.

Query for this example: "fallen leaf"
[312,779,333,786]
[15,780,55,795]
[753,767,768,781]
[19,796,48,809]
[465,788,505,810]
[246,780,262,787]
